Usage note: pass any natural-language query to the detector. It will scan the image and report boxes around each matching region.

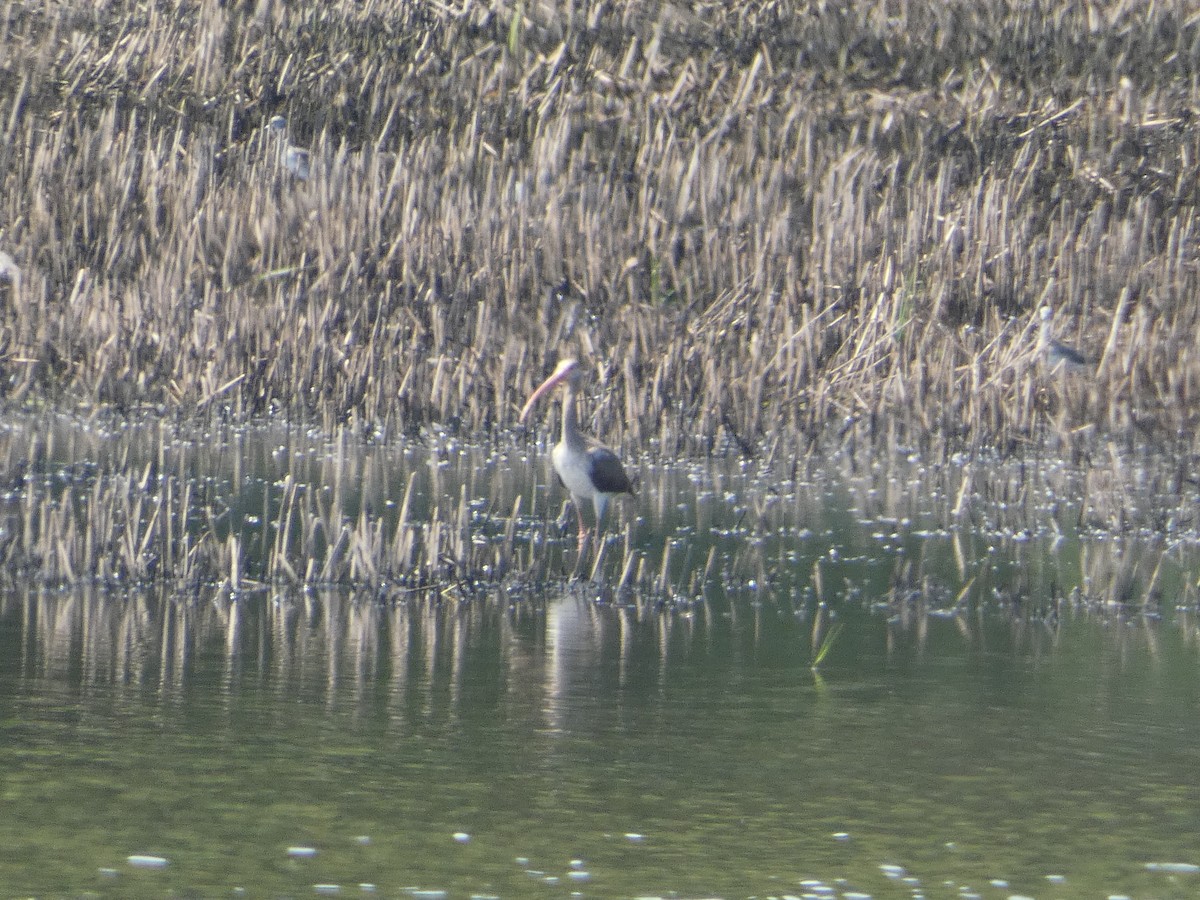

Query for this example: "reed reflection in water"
[5,524,1196,718]
[4,585,736,721]
[4,570,1200,897]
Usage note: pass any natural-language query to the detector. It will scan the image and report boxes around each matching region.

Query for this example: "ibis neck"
[560,386,587,452]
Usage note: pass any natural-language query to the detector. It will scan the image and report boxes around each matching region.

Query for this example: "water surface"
[1,414,1198,898]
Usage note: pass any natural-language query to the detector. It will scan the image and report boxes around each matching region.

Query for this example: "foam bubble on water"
[798,878,832,892]
[798,878,835,895]
[127,855,169,868]
[1145,862,1200,874]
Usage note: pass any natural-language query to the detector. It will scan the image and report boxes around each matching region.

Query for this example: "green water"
[2,589,1199,898]
[1,417,1199,898]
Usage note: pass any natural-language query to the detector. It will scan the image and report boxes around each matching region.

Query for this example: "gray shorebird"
[1038,306,1090,373]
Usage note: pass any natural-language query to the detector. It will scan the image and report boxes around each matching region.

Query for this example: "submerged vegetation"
[1,2,1200,590]
[0,1,1199,456]
[0,408,1195,612]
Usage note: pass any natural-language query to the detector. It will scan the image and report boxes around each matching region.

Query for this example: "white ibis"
[1038,306,1090,373]
[267,115,311,180]
[519,358,634,539]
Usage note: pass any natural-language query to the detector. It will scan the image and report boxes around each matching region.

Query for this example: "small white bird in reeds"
[0,250,20,294]
[266,115,310,180]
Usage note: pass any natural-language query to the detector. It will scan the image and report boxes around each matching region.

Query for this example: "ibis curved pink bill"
[519,358,634,539]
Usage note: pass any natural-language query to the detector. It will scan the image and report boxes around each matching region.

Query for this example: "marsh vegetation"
[2,1,1200,590]
[2,1,1200,451]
